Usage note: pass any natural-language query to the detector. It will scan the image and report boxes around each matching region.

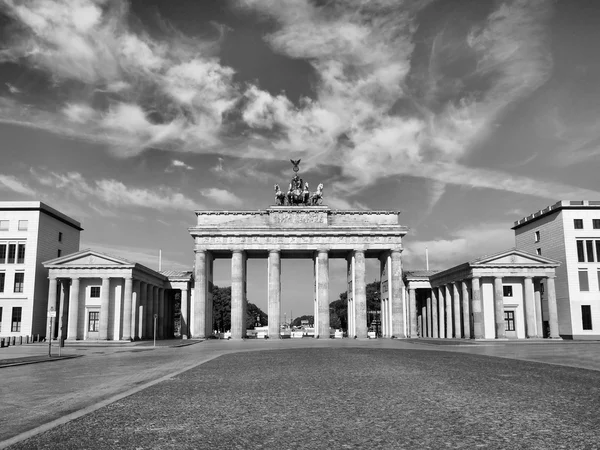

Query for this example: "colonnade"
[193,248,406,339]
[412,275,559,340]
[47,276,175,341]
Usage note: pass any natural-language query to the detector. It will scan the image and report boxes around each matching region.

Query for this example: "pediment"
[471,249,559,267]
[44,249,134,267]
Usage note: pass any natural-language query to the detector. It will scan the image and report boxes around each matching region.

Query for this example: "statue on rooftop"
[276,158,324,206]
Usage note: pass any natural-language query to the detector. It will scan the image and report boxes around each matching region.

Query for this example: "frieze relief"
[269,212,326,225]
[197,234,402,247]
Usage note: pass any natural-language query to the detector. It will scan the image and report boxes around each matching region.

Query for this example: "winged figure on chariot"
[274,159,324,206]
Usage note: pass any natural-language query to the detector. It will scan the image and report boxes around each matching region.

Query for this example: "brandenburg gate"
[188,162,408,339]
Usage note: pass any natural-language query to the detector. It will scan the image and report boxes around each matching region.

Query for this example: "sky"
[1,0,600,318]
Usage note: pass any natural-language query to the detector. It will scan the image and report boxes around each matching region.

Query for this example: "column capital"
[269,249,281,254]
[353,249,365,255]
[316,248,329,256]
[545,274,556,279]
[48,275,57,281]
[124,276,133,281]
[231,249,244,255]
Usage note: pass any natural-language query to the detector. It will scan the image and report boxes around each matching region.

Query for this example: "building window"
[17,243,25,264]
[534,231,540,243]
[11,307,22,332]
[58,232,63,242]
[18,220,28,231]
[577,240,585,262]
[536,248,542,255]
[504,311,515,331]
[574,219,584,229]
[0,220,8,231]
[579,270,589,291]
[0,272,4,293]
[503,286,513,297]
[88,311,99,332]
[581,306,592,330]
[0,244,5,263]
[7,244,15,264]
[90,286,101,298]
[586,240,595,262]
[14,273,24,293]
[57,249,62,258]
[594,219,600,229]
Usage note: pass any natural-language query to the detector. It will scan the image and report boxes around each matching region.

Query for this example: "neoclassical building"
[43,250,191,341]
[405,249,560,340]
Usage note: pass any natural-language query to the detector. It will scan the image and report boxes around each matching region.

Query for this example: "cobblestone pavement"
[1,338,599,448]
[6,346,600,450]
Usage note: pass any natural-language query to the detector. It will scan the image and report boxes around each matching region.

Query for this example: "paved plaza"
[1,339,600,449]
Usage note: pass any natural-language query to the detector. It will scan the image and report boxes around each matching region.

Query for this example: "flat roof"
[512,200,600,230]
[0,201,83,231]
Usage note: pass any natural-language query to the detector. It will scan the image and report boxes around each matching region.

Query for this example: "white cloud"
[5,83,21,94]
[169,159,194,171]
[30,170,202,211]
[0,174,36,196]
[200,188,242,207]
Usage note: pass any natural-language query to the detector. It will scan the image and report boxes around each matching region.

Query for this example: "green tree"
[330,281,380,331]
[211,285,268,332]
[291,315,314,327]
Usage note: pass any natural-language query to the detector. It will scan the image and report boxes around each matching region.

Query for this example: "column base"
[181,335,188,340]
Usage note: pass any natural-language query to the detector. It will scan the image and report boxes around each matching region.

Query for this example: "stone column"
[181,288,189,339]
[354,250,367,339]
[231,250,245,340]
[461,281,471,339]
[122,277,133,341]
[493,277,505,339]
[194,250,207,339]
[445,285,453,338]
[152,286,159,339]
[534,281,543,338]
[523,276,536,338]
[158,288,165,339]
[431,288,439,338]
[547,276,560,339]
[145,284,153,339]
[138,281,146,340]
[390,250,405,338]
[131,280,140,340]
[47,276,58,339]
[204,253,214,337]
[421,303,427,337]
[453,282,462,339]
[58,279,68,341]
[99,277,111,340]
[471,277,484,339]
[317,249,330,338]
[409,288,418,338]
[426,295,432,337]
[268,250,281,339]
[67,277,81,340]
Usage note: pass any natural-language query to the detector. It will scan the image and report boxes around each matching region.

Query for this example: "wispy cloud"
[166,159,194,172]
[5,83,20,94]
[200,187,242,207]
[32,169,202,210]
[0,174,36,196]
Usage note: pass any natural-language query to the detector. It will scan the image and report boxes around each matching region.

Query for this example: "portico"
[43,250,190,341]
[189,206,408,339]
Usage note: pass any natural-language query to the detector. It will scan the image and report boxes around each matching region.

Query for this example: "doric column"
[144,284,153,339]
[268,250,281,339]
[158,288,165,339]
[453,282,462,338]
[390,250,405,338]
[354,250,367,339]
[461,281,471,339]
[231,250,245,340]
[152,286,159,339]
[131,280,140,340]
[317,249,330,338]
[138,281,146,339]
[122,277,133,341]
[99,277,111,340]
[426,295,432,337]
[47,276,58,339]
[445,285,453,338]
[493,276,505,339]
[194,250,207,339]
[421,303,427,337]
[534,281,543,338]
[409,288,418,338]
[431,287,439,338]
[523,276,536,338]
[57,279,67,341]
[67,277,80,340]
[471,277,484,339]
[547,276,560,338]
[181,288,189,339]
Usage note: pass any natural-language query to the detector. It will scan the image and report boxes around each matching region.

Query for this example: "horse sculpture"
[274,184,286,205]
[288,182,310,205]
[310,183,324,205]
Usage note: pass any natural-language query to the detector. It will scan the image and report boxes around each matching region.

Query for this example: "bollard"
[36,334,40,343]
[1,338,4,348]
[19,336,23,345]
[11,336,15,346]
